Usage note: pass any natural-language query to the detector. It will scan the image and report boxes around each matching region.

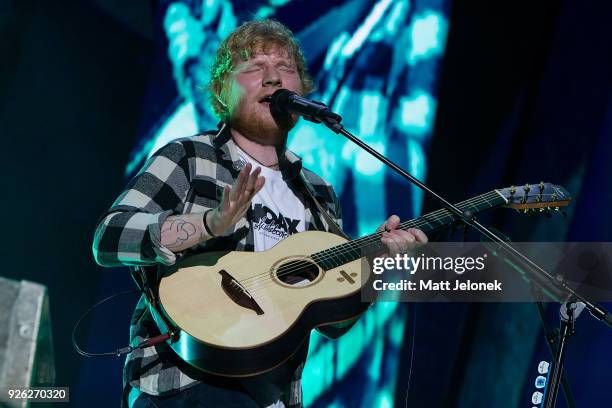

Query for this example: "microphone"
[267,89,342,124]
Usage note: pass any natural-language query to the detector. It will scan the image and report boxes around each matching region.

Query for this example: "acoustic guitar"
[150,182,571,376]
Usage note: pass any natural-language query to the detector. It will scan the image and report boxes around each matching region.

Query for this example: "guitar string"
[242,189,562,295]
[240,191,501,291]
[300,189,562,264]
[240,193,502,283]
[240,191,504,294]
[232,188,554,288]
[242,212,469,296]
[241,188,565,294]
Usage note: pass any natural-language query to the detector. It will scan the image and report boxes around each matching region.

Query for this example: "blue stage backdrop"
[122,1,449,406]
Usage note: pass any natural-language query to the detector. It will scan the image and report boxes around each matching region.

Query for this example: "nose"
[263,66,282,87]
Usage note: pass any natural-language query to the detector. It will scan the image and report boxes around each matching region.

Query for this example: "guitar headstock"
[497,182,571,211]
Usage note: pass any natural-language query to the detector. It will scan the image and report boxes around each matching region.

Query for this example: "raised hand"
[206,163,265,236]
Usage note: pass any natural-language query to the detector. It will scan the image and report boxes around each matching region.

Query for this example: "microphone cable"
[72,289,171,357]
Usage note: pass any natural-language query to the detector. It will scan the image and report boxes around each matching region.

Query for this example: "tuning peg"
[520,184,530,204]
[537,182,545,203]
[538,207,552,218]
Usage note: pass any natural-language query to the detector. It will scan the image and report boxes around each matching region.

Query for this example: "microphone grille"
[270,89,295,114]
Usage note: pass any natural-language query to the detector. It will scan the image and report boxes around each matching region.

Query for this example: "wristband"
[203,209,217,238]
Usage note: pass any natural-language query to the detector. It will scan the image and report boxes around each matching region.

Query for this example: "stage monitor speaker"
[0,277,55,407]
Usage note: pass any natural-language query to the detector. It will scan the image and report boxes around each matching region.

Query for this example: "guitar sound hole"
[276,259,319,285]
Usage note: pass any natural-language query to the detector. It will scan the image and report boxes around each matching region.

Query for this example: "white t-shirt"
[235,146,306,252]
[235,147,306,408]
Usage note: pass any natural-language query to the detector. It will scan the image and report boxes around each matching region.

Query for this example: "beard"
[229,102,298,147]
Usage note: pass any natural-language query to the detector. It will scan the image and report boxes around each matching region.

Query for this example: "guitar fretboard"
[310,190,506,270]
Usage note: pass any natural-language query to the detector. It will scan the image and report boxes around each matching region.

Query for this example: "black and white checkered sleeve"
[304,168,344,231]
[93,141,192,267]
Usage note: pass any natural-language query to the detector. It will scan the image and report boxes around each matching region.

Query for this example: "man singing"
[93,18,427,408]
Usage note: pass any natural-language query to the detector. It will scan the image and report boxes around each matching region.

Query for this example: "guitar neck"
[311,190,507,270]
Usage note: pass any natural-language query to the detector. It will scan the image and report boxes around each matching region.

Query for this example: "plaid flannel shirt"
[93,123,343,407]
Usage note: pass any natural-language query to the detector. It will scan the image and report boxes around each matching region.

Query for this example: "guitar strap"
[298,171,349,240]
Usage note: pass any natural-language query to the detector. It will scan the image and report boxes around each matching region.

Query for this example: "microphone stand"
[533,298,576,408]
[314,115,612,406]
[544,301,584,408]
[320,116,612,327]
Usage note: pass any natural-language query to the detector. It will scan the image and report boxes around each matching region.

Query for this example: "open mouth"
[259,95,273,104]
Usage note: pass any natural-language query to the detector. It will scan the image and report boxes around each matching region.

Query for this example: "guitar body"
[154,230,372,377]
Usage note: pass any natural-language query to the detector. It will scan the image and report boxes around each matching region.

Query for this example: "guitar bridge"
[219,270,264,315]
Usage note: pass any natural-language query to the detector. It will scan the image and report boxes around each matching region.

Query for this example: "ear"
[214,93,228,109]
[217,79,234,111]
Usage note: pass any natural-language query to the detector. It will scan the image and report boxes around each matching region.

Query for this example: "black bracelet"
[203,209,217,237]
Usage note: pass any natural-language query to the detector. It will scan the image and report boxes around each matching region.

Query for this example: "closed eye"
[277,63,296,72]
[242,66,263,73]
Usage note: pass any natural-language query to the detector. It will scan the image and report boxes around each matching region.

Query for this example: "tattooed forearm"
[161,219,196,249]
[161,213,208,252]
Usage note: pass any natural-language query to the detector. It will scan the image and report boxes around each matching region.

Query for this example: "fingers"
[381,231,401,255]
[221,185,231,211]
[379,214,400,232]
[227,164,264,204]
[379,215,428,255]
[253,175,265,195]
[241,166,261,201]
[382,229,415,255]
[408,227,428,244]
[231,163,249,201]
[220,165,265,217]
[213,166,266,235]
